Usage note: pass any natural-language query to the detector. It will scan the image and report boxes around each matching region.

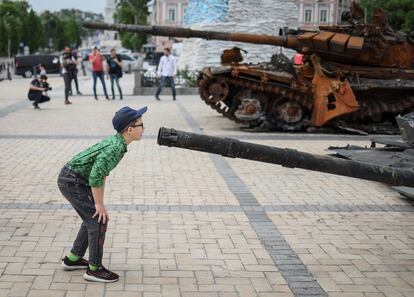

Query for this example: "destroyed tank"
[156,112,414,196]
[83,2,414,133]
[328,112,414,198]
[156,123,414,189]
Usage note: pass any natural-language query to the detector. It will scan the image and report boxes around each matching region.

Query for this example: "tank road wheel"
[233,89,269,122]
[199,77,229,103]
[272,97,304,125]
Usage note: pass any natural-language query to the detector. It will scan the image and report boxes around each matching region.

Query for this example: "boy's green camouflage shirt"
[67,133,127,187]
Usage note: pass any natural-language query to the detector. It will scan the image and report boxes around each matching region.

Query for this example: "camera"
[62,51,72,60]
[62,52,77,73]
[42,81,52,91]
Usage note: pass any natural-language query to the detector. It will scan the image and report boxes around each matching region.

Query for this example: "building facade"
[102,0,121,48]
[295,0,351,30]
[82,0,120,49]
[149,0,189,52]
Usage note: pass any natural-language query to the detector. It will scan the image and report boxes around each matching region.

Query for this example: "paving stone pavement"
[0,75,413,297]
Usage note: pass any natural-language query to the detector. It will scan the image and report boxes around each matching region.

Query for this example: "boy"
[57,106,147,282]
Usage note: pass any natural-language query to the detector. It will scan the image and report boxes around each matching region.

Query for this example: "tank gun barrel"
[83,21,298,48]
[158,128,414,188]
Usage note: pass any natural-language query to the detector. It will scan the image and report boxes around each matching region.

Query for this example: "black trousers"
[28,93,50,104]
[57,165,107,267]
[71,70,80,93]
[63,72,73,100]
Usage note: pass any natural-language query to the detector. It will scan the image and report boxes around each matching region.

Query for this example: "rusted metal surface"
[311,55,359,126]
[195,3,414,133]
[221,47,244,64]
[157,127,414,188]
[83,1,414,133]
[83,21,294,47]
[83,13,414,68]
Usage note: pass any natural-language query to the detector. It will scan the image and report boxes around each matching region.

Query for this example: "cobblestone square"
[0,75,413,296]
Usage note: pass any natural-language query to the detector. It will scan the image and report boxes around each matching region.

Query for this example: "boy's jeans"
[57,165,107,267]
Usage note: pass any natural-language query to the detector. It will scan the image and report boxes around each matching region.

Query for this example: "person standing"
[106,49,123,100]
[89,46,109,100]
[155,48,177,101]
[28,74,51,109]
[37,64,47,76]
[71,48,82,95]
[60,46,77,105]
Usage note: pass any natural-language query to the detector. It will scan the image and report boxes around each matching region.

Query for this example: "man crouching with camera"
[28,74,52,110]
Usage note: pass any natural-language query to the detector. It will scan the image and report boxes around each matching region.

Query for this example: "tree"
[114,0,149,51]
[0,1,25,56]
[41,11,83,51]
[359,0,414,33]
[21,10,44,53]
[0,1,103,55]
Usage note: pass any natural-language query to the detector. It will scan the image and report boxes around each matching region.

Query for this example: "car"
[14,54,60,78]
[101,52,138,73]
[118,53,138,73]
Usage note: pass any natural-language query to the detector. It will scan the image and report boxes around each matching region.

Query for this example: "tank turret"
[83,16,414,69]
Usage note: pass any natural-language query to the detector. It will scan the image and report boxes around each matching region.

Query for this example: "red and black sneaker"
[83,266,119,283]
[61,256,89,271]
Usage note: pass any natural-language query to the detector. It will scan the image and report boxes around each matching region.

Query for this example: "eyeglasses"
[131,123,144,129]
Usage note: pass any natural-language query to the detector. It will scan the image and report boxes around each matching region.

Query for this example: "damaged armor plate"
[328,113,414,198]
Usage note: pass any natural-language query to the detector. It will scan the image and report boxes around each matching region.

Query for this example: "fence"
[140,69,199,88]
[0,58,13,81]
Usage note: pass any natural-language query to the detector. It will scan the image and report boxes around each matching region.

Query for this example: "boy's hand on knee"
[93,203,109,224]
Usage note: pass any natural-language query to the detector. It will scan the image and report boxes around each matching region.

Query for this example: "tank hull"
[198,55,414,133]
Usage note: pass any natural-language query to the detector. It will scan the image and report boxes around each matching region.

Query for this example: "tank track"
[198,73,414,132]
[198,74,312,125]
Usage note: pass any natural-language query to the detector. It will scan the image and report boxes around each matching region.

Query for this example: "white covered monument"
[177,0,299,71]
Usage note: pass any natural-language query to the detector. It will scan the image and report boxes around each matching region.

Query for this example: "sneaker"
[64,100,72,105]
[105,95,110,100]
[33,103,40,109]
[94,96,98,100]
[83,266,119,283]
[155,96,161,101]
[61,256,89,271]
[173,97,176,101]
[77,91,83,95]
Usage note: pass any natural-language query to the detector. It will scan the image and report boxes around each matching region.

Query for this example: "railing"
[0,58,13,81]
[140,69,199,87]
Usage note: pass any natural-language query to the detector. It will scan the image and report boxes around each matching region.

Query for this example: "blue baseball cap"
[112,106,148,132]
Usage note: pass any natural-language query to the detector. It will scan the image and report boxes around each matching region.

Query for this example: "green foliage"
[359,0,414,33]
[0,0,26,56]
[41,8,103,51]
[0,1,103,56]
[114,0,149,51]
[177,69,198,87]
